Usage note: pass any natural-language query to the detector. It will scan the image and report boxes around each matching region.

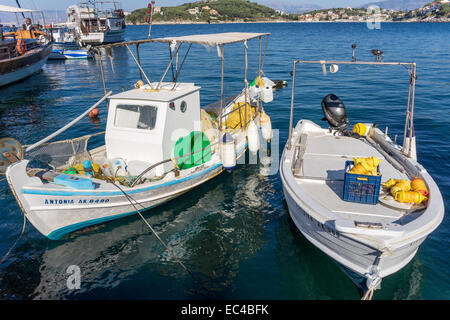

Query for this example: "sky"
[2,0,374,11]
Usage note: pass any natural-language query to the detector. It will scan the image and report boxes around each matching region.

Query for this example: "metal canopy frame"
[94,33,271,130]
[287,59,417,158]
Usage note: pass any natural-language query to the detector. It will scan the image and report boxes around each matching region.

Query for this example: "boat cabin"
[105,82,201,176]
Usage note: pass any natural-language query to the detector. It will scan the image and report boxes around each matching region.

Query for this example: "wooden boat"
[280,58,444,298]
[0,5,52,87]
[3,33,275,240]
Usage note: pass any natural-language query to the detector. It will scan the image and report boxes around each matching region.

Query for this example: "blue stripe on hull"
[23,163,223,196]
[47,206,152,240]
[28,144,247,239]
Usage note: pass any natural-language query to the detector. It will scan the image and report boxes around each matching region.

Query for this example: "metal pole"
[219,44,225,130]
[157,43,182,89]
[402,69,412,152]
[257,36,262,111]
[171,43,192,89]
[244,40,248,127]
[258,36,262,75]
[408,63,416,157]
[288,61,297,150]
[97,51,108,96]
[125,44,153,88]
[26,92,112,152]
[169,43,175,81]
[147,0,155,40]
[136,43,142,81]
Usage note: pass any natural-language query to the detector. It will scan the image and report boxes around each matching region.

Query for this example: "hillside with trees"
[125,0,296,24]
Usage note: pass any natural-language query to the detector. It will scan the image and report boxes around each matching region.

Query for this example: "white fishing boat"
[280,56,444,298]
[66,1,126,46]
[47,24,93,60]
[2,32,275,240]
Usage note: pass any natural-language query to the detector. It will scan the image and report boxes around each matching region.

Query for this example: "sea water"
[0,22,448,299]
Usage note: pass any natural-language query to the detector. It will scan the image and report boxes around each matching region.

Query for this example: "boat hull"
[80,30,125,45]
[0,44,52,87]
[282,182,424,280]
[48,49,92,60]
[280,119,444,289]
[6,141,248,240]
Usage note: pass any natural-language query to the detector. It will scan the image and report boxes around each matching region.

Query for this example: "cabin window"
[114,104,157,130]
[180,101,187,113]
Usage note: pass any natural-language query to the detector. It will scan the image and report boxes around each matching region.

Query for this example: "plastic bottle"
[83,160,94,176]
[111,158,128,177]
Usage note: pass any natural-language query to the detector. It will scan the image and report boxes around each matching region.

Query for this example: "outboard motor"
[321,94,349,130]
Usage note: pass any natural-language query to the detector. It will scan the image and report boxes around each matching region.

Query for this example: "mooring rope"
[106,178,213,298]
[361,287,375,300]
[0,213,26,265]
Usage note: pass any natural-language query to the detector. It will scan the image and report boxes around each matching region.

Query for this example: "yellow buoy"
[395,191,427,204]
[382,179,397,189]
[353,123,367,136]
[411,176,429,196]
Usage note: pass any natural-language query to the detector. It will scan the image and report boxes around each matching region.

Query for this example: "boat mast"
[147,0,155,40]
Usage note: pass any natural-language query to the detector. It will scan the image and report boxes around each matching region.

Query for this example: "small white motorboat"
[47,25,93,60]
[2,33,275,240]
[280,56,444,298]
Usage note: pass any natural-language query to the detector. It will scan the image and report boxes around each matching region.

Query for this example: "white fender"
[247,120,260,154]
[221,132,236,172]
[260,112,273,141]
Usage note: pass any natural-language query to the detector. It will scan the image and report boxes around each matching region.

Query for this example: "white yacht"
[66,1,126,45]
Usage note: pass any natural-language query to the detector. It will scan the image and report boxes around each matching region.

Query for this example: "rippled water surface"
[0,23,449,299]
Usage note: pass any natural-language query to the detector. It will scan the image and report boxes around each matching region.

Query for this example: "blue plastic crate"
[343,160,381,205]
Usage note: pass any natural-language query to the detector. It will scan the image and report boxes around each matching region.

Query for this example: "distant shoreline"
[127,20,450,26]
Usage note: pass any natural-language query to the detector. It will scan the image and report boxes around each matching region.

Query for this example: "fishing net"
[24,133,101,170]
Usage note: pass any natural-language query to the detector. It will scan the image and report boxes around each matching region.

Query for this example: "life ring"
[17,38,26,55]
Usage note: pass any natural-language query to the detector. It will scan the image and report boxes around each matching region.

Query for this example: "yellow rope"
[361,287,375,300]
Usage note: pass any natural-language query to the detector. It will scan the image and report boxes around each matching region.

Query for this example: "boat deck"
[292,131,413,224]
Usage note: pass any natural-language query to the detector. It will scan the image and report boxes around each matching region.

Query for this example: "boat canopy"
[151,32,271,46]
[0,5,41,13]
[96,32,270,49]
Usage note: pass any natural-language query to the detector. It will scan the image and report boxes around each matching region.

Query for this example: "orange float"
[16,38,26,55]
[89,108,99,118]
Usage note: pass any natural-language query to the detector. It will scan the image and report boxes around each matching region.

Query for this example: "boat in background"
[48,24,93,60]
[0,5,52,87]
[280,56,444,299]
[66,1,126,46]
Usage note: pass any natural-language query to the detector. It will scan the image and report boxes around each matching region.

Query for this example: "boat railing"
[0,44,14,60]
[287,59,417,160]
